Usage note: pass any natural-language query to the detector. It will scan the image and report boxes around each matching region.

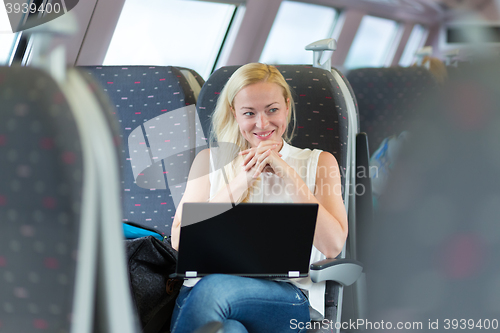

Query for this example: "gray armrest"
[310,258,363,286]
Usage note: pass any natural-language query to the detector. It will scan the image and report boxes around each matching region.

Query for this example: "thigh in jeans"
[171,275,310,333]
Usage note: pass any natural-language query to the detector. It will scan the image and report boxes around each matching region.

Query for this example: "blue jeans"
[170,274,310,333]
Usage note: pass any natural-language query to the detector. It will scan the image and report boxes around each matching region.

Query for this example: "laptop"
[172,202,318,279]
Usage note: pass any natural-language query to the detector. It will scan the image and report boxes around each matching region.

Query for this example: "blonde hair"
[209,63,296,202]
[414,56,448,84]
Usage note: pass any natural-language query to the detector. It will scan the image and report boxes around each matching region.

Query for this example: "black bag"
[126,235,183,333]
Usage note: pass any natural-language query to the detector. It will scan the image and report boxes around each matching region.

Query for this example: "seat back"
[347,66,437,154]
[0,66,92,333]
[81,66,206,237]
[69,68,139,333]
[363,60,500,326]
[196,64,356,329]
[0,64,142,333]
[177,66,205,100]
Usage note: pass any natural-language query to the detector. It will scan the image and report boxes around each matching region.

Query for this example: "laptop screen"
[175,202,318,278]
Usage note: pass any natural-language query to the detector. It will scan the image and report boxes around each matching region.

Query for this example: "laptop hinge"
[186,271,198,278]
[288,271,300,278]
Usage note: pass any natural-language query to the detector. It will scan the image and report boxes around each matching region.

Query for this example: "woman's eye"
[268,108,278,113]
[243,112,254,116]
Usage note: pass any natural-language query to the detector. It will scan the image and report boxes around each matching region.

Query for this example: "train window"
[259,1,338,65]
[399,24,428,66]
[344,15,399,69]
[0,33,19,65]
[103,0,236,79]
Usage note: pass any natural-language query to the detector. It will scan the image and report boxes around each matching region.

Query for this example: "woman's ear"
[286,98,290,115]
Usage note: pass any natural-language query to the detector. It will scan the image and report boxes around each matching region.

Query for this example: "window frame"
[258,0,340,65]
[102,0,239,80]
[343,14,402,70]
[399,23,429,67]
[0,32,23,65]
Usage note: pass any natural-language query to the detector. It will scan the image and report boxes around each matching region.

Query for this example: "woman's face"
[232,81,289,149]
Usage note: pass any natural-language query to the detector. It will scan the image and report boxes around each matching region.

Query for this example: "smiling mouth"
[255,130,274,138]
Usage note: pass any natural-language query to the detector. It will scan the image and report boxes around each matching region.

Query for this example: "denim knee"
[188,274,236,308]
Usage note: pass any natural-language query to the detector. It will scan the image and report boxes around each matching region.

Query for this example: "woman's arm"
[208,161,256,204]
[171,148,262,249]
[249,149,348,258]
[310,152,348,258]
[170,149,211,250]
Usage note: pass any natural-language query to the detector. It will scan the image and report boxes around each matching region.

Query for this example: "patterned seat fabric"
[82,66,205,237]
[0,66,83,331]
[196,65,351,328]
[347,66,437,154]
[177,67,205,92]
[364,60,500,326]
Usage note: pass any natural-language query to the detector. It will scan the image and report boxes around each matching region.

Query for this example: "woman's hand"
[239,141,290,179]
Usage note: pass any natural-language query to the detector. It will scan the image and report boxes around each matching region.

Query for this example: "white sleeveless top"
[211,140,327,316]
[184,140,327,316]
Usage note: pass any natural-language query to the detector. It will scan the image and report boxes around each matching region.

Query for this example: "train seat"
[177,66,205,101]
[0,65,137,333]
[346,66,438,155]
[81,65,206,238]
[0,65,90,333]
[196,64,363,332]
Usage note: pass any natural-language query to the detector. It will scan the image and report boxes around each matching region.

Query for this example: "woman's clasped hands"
[239,140,290,179]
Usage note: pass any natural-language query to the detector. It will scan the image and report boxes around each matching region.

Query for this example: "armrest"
[310,258,363,286]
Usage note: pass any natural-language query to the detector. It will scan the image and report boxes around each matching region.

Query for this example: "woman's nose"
[256,114,269,128]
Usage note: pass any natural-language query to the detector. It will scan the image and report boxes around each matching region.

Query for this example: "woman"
[170,63,347,332]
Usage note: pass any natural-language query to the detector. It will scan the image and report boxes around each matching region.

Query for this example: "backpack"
[125,235,183,333]
[370,131,409,209]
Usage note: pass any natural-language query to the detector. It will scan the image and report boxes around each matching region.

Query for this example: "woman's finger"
[242,146,268,168]
[240,142,279,157]
[257,140,281,149]
[242,149,256,166]
[242,150,262,171]
[239,143,275,156]
[239,149,251,156]
[252,149,272,178]
[241,143,282,170]
[258,143,278,154]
